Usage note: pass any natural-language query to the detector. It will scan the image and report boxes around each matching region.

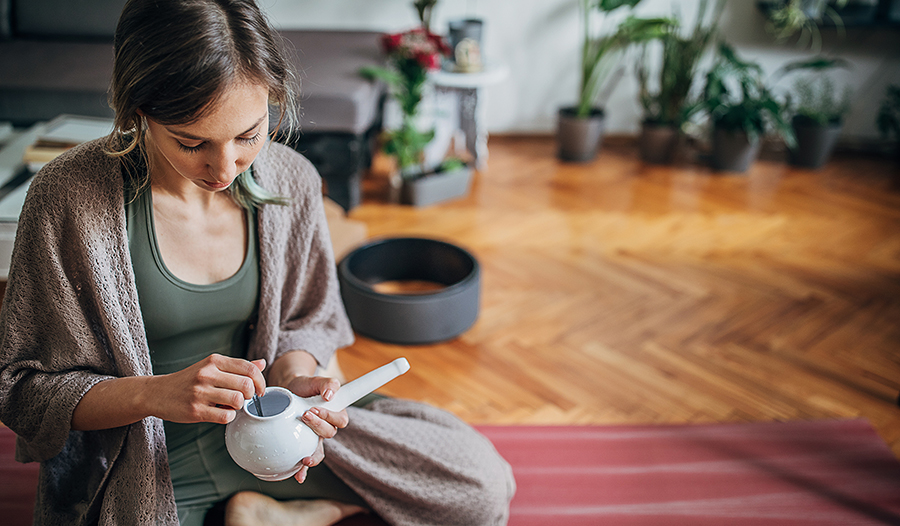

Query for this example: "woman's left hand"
[285,374,350,483]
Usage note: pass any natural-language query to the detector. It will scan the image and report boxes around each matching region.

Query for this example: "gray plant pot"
[712,127,761,173]
[640,122,679,165]
[557,106,605,162]
[789,117,842,169]
[400,165,473,207]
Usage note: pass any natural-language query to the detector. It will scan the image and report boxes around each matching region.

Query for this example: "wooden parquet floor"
[338,135,900,458]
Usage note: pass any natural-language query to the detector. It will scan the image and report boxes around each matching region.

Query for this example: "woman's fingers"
[295,438,326,483]
[308,405,349,429]
[301,407,339,438]
[155,354,268,424]
[287,375,341,399]
[206,354,267,396]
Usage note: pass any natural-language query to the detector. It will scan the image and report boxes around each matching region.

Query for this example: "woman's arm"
[71,355,266,430]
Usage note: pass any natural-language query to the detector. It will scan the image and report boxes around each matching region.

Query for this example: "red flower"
[381,33,403,54]
[414,51,441,69]
[380,27,449,71]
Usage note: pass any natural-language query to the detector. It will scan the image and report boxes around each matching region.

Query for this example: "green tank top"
[125,178,367,524]
[126,185,259,453]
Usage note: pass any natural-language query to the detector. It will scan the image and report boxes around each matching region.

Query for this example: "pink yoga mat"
[480,419,900,526]
[4,420,899,525]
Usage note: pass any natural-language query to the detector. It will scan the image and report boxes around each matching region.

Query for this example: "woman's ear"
[136,109,145,117]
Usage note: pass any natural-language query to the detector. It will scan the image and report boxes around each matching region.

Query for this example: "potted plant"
[558,0,672,162]
[701,43,795,172]
[361,27,473,206]
[762,0,849,52]
[775,57,851,168]
[636,0,723,164]
[878,84,900,160]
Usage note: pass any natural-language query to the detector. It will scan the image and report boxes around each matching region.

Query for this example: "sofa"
[0,0,386,211]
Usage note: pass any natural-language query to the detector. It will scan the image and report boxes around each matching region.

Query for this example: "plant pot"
[639,122,680,165]
[712,127,761,173]
[557,107,605,162]
[789,116,842,169]
[400,165,473,207]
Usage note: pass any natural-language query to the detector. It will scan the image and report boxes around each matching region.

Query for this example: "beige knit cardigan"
[0,139,515,526]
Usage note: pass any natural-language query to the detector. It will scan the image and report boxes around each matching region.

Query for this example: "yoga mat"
[4,420,900,525]
[480,420,900,526]
[0,426,38,526]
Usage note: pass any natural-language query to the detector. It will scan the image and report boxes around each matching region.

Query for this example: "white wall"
[260,0,900,140]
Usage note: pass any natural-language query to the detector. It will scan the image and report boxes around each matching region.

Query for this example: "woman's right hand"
[149,354,267,425]
[72,354,266,431]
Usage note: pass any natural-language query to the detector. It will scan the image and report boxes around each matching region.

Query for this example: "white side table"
[427,64,509,170]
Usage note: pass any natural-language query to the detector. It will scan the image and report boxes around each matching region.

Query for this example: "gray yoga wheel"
[338,237,480,345]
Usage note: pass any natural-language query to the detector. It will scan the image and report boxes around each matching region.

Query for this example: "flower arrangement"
[361,27,452,177]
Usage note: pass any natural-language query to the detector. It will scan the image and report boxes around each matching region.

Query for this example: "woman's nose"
[207,144,238,181]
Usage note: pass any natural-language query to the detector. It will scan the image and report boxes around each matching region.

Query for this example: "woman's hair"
[108,0,297,207]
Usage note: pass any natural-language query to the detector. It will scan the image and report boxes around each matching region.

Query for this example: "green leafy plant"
[877,84,900,143]
[360,28,450,177]
[776,57,851,126]
[702,43,796,147]
[636,0,723,128]
[413,0,437,31]
[765,0,847,52]
[575,0,674,119]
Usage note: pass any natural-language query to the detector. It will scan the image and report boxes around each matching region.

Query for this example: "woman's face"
[143,81,270,193]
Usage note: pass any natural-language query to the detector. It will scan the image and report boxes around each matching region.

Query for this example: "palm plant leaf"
[577,10,673,118]
[597,0,641,12]
[636,0,723,127]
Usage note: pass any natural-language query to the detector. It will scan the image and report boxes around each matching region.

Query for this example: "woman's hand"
[151,354,267,425]
[284,374,350,483]
[71,354,266,431]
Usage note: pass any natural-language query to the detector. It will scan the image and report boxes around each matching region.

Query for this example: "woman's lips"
[204,180,230,190]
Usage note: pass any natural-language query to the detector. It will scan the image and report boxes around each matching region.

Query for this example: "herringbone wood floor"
[339,135,900,458]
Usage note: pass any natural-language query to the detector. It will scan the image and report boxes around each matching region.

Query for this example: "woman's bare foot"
[224,491,366,526]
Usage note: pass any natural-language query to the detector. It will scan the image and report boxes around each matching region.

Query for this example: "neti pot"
[225,358,411,481]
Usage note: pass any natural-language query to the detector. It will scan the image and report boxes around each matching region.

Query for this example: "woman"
[0,1,515,525]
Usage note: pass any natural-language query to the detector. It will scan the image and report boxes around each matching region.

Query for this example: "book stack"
[22,115,114,171]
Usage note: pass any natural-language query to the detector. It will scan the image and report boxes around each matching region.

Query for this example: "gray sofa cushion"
[0,28,385,135]
[14,0,125,39]
[0,40,115,125]
[279,30,385,135]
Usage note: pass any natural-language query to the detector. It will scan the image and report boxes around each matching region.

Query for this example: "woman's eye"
[240,133,261,146]
[178,142,203,153]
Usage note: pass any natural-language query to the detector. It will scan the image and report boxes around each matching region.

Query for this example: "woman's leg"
[323,398,516,526]
[204,395,383,526]
[224,492,365,526]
